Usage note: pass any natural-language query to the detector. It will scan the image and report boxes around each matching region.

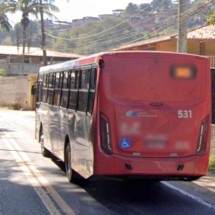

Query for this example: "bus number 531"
[178,110,192,119]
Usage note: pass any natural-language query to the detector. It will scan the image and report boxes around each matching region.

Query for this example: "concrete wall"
[0,61,40,75]
[0,76,34,109]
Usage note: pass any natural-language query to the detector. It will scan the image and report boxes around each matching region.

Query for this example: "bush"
[0,68,7,76]
[209,154,215,172]
[10,102,20,110]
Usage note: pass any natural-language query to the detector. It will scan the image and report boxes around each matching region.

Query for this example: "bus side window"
[61,71,70,108]
[37,74,43,103]
[87,68,97,114]
[57,72,63,106]
[53,72,61,106]
[47,73,55,105]
[42,74,48,103]
[68,70,79,110]
[78,69,89,112]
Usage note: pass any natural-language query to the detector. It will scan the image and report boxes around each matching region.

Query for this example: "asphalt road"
[0,110,215,215]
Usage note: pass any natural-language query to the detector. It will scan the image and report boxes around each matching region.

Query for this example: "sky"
[54,0,151,22]
[8,0,151,25]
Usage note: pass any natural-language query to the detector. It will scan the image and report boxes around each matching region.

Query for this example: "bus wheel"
[65,142,74,182]
[39,130,50,157]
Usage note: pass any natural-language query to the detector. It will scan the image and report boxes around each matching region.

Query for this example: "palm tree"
[38,0,59,65]
[0,0,17,32]
[14,0,39,73]
[14,0,58,71]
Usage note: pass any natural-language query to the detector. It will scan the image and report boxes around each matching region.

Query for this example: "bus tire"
[65,142,74,183]
[39,128,50,157]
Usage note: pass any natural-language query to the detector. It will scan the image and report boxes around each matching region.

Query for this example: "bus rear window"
[170,65,197,79]
[105,58,204,103]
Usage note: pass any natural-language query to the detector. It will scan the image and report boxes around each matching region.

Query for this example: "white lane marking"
[3,132,76,215]
[163,182,215,211]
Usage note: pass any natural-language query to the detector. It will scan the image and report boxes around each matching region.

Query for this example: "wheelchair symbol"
[120,138,131,149]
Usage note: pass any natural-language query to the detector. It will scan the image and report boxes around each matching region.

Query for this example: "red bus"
[34,51,211,182]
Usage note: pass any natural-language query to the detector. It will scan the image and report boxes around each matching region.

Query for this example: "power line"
[45,0,214,54]
[44,3,154,41]
[82,1,213,54]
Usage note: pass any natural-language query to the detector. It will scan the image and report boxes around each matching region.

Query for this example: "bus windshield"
[106,57,204,103]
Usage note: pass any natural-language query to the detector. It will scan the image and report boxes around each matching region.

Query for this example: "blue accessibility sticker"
[120,138,131,149]
[126,111,137,117]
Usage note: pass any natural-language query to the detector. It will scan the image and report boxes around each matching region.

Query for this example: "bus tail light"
[100,113,112,154]
[197,116,209,155]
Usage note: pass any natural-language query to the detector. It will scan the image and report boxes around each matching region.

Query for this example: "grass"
[209,126,215,172]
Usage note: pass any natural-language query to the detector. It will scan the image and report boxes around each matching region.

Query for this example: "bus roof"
[39,51,209,74]
[39,53,100,74]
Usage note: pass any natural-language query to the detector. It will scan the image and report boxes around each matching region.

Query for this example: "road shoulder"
[167,172,215,207]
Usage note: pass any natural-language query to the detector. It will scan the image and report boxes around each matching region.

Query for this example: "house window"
[24,57,31,63]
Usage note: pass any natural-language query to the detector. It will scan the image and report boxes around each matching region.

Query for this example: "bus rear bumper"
[94,153,209,180]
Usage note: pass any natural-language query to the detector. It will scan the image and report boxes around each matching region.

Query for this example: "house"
[0,45,82,76]
[112,9,124,17]
[115,24,215,67]
[0,46,82,110]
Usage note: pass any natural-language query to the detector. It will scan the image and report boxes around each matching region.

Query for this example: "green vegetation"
[0,0,212,55]
[49,17,143,55]
[209,154,215,172]
[0,0,16,32]
[209,139,215,172]
[207,11,215,25]
[44,0,211,55]
[0,0,59,66]
[10,102,21,110]
[0,68,7,76]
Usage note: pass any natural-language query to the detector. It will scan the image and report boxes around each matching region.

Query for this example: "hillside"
[0,0,214,55]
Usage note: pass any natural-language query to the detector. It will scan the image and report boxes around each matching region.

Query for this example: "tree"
[0,6,12,32]
[207,11,215,25]
[13,0,39,73]
[38,0,59,65]
[12,0,58,70]
[139,3,152,15]
[0,0,17,32]
[151,0,173,11]
[124,3,139,17]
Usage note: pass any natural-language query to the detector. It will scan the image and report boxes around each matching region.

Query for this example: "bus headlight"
[197,116,209,154]
[100,113,112,154]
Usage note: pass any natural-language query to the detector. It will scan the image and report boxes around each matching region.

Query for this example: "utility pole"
[177,0,188,53]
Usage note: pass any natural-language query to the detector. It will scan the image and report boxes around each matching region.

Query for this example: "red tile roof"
[187,25,215,39]
[115,25,215,50]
